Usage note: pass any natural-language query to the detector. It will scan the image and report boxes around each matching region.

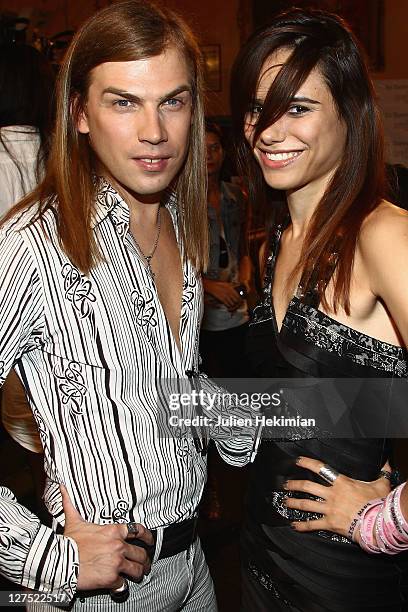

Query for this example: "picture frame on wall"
[201,44,221,92]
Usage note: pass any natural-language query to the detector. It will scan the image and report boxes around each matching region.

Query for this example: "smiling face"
[245,48,347,199]
[77,46,193,206]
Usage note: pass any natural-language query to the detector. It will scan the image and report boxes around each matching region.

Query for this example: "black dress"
[241,223,408,612]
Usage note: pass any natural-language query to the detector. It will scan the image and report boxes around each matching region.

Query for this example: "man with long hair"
[0,2,229,609]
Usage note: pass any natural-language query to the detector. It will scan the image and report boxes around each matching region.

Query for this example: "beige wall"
[0,0,406,114]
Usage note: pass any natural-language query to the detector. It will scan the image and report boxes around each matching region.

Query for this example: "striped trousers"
[27,537,217,611]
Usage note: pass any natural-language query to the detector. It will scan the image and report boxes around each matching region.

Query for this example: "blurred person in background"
[199,122,253,524]
[0,43,54,519]
[200,121,252,379]
[0,43,54,215]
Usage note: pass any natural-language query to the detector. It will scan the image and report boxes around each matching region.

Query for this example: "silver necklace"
[133,207,162,281]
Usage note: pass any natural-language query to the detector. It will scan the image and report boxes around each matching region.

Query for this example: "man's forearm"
[197,373,260,466]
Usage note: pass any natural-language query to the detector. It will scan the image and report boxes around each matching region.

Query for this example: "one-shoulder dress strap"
[261,221,286,295]
[263,216,340,311]
[251,220,288,326]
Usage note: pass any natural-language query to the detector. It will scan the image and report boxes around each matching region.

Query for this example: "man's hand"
[203,279,243,311]
[61,485,154,591]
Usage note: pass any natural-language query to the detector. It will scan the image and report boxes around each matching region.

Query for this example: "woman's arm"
[360,203,408,345]
[285,204,408,546]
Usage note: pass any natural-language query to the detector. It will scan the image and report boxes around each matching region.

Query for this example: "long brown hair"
[2,0,207,273]
[231,8,385,313]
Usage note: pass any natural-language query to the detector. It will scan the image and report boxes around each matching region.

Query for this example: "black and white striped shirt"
[0,179,253,599]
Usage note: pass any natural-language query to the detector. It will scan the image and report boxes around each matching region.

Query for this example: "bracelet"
[383,487,408,546]
[357,484,408,555]
[375,510,393,554]
[359,501,383,554]
[348,502,370,541]
[382,490,405,549]
[378,468,401,489]
[391,484,408,536]
[381,513,406,552]
[377,497,408,554]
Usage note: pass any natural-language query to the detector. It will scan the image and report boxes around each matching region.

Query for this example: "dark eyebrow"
[101,85,191,104]
[102,87,141,102]
[291,96,321,105]
[252,95,321,106]
[158,85,191,103]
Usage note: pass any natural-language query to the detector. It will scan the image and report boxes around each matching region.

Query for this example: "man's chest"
[35,234,202,371]
[132,210,185,352]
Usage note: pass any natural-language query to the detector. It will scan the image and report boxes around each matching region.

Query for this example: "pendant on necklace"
[145,256,155,281]
[133,207,161,282]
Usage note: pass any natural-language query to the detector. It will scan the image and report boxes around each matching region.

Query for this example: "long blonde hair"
[2,0,208,273]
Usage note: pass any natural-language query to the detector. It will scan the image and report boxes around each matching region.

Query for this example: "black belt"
[75,518,198,602]
[132,517,198,561]
[56,516,198,560]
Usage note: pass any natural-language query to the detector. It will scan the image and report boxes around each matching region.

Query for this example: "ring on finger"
[110,577,129,603]
[319,464,339,485]
[127,522,139,536]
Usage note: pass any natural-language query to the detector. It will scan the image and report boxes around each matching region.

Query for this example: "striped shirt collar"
[92,176,178,231]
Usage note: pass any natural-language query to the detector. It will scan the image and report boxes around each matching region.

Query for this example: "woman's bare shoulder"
[359,200,408,252]
[357,202,408,319]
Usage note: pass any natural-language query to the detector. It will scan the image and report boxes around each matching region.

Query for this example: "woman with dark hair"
[0,43,54,214]
[231,8,408,611]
